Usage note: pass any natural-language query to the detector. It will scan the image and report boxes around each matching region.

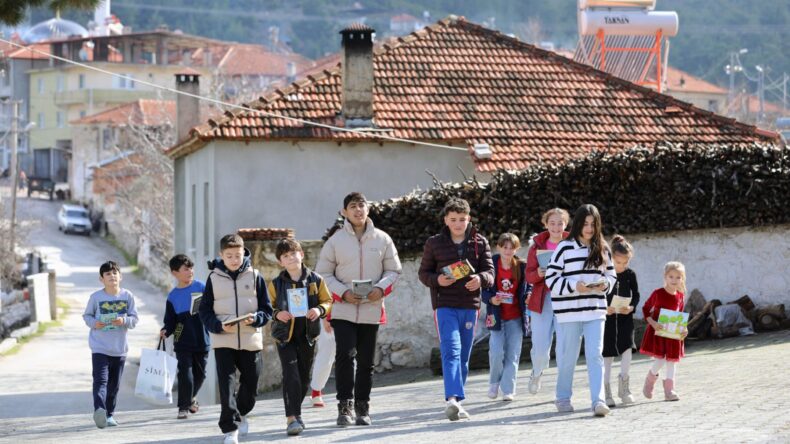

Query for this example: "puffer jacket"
[525,230,569,313]
[316,218,401,325]
[198,249,272,351]
[268,265,332,344]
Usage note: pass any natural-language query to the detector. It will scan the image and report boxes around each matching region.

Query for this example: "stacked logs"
[324,143,790,256]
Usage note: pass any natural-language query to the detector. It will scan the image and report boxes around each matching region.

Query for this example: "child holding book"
[602,235,640,407]
[640,261,687,402]
[482,233,530,401]
[159,254,210,419]
[268,239,332,436]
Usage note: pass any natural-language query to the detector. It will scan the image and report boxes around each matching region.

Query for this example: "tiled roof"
[237,228,294,241]
[217,44,313,77]
[7,43,51,60]
[71,99,176,126]
[664,66,727,95]
[726,92,784,115]
[170,16,779,171]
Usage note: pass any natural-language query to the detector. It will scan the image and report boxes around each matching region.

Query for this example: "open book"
[609,295,631,310]
[222,313,253,326]
[584,277,608,288]
[190,292,203,315]
[442,259,475,280]
[655,308,689,340]
[287,287,308,317]
[536,250,553,269]
[352,279,374,299]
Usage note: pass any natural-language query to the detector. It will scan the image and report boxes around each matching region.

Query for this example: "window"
[37,78,44,94]
[56,75,64,92]
[78,74,86,89]
[203,182,210,256]
[102,128,114,150]
[191,184,197,249]
[56,111,65,128]
[37,112,44,129]
[79,110,86,119]
[112,74,135,89]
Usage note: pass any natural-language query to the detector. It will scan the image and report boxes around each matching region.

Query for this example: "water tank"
[579,0,656,9]
[22,17,88,43]
[579,9,678,36]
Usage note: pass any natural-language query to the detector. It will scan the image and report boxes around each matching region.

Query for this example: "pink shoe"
[663,379,680,401]
[643,370,658,399]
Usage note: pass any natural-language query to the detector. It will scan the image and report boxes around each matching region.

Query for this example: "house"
[167,17,777,280]
[69,99,175,202]
[662,66,728,114]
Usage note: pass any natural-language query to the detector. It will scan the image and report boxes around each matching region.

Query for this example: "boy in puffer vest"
[268,238,332,436]
[199,234,273,444]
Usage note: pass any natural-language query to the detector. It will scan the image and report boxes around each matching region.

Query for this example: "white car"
[57,204,92,236]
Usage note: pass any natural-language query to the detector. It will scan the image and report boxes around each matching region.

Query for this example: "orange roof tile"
[72,99,175,126]
[664,66,727,95]
[7,43,51,60]
[170,17,779,171]
[217,44,313,77]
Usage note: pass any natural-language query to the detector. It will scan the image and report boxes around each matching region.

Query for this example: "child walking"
[482,233,530,401]
[82,261,139,429]
[602,235,640,407]
[159,254,210,419]
[269,239,332,436]
[640,261,687,401]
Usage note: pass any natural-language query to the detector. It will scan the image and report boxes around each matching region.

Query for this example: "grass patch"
[0,298,69,356]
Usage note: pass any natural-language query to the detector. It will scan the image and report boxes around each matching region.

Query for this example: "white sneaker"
[502,393,515,401]
[223,430,239,444]
[238,416,249,436]
[528,373,542,394]
[593,401,611,417]
[487,383,499,399]
[444,399,460,421]
[457,403,470,420]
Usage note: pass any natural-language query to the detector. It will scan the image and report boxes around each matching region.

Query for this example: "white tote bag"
[135,339,178,404]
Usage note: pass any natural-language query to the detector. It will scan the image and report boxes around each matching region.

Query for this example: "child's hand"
[111,317,125,327]
[276,311,293,322]
[222,323,237,333]
[159,329,167,339]
[576,281,590,293]
[366,287,384,302]
[323,318,333,333]
[465,275,481,291]
[95,321,106,329]
[342,290,361,304]
[618,306,633,315]
[438,274,456,287]
[537,268,546,278]
[306,308,321,321]
[242,314,255,326]
[491,295,501,306]
[606,306,615,315]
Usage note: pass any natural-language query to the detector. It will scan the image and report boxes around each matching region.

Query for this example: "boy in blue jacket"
[160,254,210,419]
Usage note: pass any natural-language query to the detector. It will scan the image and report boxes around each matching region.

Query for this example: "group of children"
[83,194,689,443]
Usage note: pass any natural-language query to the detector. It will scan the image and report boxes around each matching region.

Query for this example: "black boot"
[355,400,371,426]
[336,400,354,427]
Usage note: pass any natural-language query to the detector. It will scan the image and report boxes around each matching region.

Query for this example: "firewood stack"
[324,143,789,256]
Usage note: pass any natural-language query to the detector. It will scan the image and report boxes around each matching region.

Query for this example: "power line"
[0,37,469,154]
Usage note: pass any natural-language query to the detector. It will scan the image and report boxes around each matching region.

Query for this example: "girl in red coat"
[640,261,688,401]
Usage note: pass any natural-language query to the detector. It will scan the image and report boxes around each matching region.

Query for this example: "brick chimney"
[340,23,375,124]
[174,69,201,142]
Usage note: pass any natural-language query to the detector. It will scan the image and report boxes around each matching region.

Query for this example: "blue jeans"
[529,294,556,377]
[488,318,523,395]
[555,318,605,408]
[436,307,477,401]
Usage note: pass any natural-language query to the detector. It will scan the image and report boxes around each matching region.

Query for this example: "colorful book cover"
[442,259,475,280]
[655,308,689,340]
[98,299,128,331]
[287,287,309,317]
[496,291,514,304]
[536,250,553,269]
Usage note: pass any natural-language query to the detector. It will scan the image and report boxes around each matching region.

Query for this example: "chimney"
[175,69,201,142]
[340,23,375,124]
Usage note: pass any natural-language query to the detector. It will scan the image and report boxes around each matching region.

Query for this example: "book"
[287,287,309,317]
[99,312,119,331]
[98,299,129,331]
[222,313,252,326]
[655,308,689,340]
[536,249,553,269]
[584,277,608,288]
[609,295,631,310]
[352,279,374,298]
[496,291,513,304]
[190,292,203,315]
[442,259,475,280]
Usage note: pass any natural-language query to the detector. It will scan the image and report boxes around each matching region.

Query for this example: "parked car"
[57,204,92,236]
[27,177,55,200]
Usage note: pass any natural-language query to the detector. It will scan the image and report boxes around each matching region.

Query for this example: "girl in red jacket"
[524,208,569,394]
[640,261,688,401]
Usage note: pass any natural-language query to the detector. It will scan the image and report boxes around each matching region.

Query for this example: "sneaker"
[189,398,200,414]
[336,400,355,426]
[528,373,542,395]
[593,401,611,417]
[223,430,239,444]
[457,403,471,420]
[106,416,118,427]
[286,418,304,436]
[487,383,499,399]
[555,399,574,413]
[177,410,189,419]
[93,408,107,429]
[296,416,305,429]
[502,393,515,402]
[238,415,249,436]
[312,390,325,407]
[444,399,460,421]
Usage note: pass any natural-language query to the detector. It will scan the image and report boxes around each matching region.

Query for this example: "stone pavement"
[1,329,789,443]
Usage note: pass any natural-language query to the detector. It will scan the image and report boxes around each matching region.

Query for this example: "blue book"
[287,287,309,317]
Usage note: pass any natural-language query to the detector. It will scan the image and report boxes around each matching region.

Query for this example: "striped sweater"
[544,238,617,323]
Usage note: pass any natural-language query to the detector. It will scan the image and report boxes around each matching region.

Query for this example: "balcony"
[53,88,169,106]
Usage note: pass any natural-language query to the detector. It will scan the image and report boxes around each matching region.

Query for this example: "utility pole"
[755,65,765,125]
[9,100,19,256]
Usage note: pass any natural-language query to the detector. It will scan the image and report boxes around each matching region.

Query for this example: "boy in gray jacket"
[82,261,139,429]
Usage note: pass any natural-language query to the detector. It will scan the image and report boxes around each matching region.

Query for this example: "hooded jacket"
[267,265,332,344]
[198,249,273,351]
[482,254,530,332]
[315,218,401,325]
[418,225,494,310]
[525,230,570,313]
